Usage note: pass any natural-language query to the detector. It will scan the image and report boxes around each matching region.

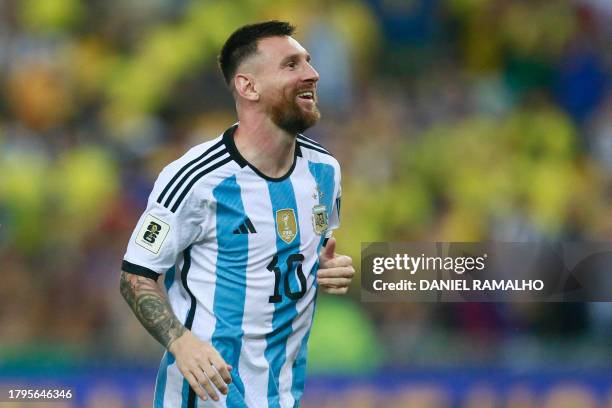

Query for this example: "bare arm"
[119,270,232,401]
[119,271,186,349]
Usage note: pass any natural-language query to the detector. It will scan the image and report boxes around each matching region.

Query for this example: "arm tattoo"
[120,271,186,349]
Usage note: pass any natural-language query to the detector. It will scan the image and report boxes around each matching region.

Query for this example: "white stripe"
[167,255,193,329]
[189,201,220,408]
[277,161,321,407]
[189,201,232,408]
[235,171,276,407]
[188,201,219,343]
[163,363,185,407]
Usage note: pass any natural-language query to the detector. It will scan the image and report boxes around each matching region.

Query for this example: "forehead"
[256,36,309,61]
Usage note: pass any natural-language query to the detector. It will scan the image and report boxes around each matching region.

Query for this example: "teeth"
[298,91,313,98]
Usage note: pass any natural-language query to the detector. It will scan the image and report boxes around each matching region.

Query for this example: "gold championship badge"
[276,209,298,244]
[312,205,328,235]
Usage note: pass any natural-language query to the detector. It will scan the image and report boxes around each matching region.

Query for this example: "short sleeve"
[122,167,208,279]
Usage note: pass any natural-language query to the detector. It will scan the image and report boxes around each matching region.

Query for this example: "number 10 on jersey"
[267,253,307,303]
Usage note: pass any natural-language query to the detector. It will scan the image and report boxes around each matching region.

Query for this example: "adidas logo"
[233,217,257,234]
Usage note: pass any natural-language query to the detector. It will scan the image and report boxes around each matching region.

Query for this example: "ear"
[234,74,260,102]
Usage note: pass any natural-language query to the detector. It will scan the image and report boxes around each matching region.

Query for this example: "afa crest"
[312,205,328,235]
[276,209,298,244]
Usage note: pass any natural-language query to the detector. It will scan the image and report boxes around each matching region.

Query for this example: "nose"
[303,61,319,83]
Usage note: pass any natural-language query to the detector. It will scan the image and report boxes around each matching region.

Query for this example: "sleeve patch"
[135,214,170,254]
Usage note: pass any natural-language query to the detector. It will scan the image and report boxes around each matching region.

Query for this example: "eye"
[286,61,297,69]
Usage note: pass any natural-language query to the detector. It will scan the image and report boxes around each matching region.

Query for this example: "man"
[120,21,354,407]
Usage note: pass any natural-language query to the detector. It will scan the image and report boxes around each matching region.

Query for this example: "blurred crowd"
[1,0,612,374]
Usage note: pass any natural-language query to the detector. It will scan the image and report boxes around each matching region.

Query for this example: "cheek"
[267,85,293,104]
[258,75,295,103]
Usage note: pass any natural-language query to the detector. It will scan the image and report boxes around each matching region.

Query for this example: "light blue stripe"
[306,162,336,241]
[212,175,248,407]
[181,377,190,408]
[290,162,336,405]
[164,266,176,291]
[290,296,317,408]
[307,161,337,284]
[154,351,175,408]
[265,179,302,408]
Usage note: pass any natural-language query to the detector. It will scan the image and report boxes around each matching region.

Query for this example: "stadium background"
[1,0,612,406]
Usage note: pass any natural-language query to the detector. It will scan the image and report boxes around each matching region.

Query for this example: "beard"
[267,89,321,134]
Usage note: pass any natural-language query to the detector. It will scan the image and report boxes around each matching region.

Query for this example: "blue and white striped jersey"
[122,124,341,408]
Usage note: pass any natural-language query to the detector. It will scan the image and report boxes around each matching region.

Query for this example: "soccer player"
[119,21,354,407]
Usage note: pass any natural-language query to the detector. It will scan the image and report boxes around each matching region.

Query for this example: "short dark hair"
[218,20,295,86]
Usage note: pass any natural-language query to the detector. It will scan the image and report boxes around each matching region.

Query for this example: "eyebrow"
[279,53,311,66]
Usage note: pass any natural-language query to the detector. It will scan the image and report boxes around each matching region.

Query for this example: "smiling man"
[119,21,354,407]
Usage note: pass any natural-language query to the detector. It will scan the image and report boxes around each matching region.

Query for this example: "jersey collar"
[222,124,302,182]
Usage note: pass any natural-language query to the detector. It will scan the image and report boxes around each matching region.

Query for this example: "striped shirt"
[122,124,341,407]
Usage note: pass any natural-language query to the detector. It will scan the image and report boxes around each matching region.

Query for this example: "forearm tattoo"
[120,271,186,349]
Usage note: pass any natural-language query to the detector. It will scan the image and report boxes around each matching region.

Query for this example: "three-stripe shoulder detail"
[157,140,232,212]
[296,134,332,157]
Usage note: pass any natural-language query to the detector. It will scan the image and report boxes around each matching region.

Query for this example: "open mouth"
[297,91,315,101]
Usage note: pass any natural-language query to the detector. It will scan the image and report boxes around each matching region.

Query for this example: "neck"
[233,112,296,179]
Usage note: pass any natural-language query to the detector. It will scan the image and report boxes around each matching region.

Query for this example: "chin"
[278,115,318,134]
[301,106,321,128]
[268,96,321,134]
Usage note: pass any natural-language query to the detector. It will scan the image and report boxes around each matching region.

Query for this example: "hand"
[317,237,355,294]
[168,330,233,401]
